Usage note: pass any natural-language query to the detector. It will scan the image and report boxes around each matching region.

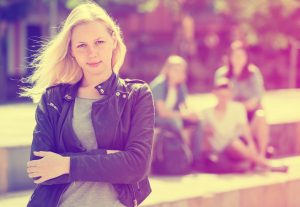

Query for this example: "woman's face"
[230,48,248,76]
[167,64,186,85]
[214,87,232,104]
[71,20,116,77]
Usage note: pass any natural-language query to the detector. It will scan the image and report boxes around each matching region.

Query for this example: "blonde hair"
[20,1,126,103]
[160,55,187,76]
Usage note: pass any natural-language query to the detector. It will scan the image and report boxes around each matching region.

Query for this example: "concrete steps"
[142,156,300,207]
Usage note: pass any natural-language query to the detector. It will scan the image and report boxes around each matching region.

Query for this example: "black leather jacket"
[27,73,155,207]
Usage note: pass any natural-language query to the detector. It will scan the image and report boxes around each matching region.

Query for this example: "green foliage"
[213,0,300,48]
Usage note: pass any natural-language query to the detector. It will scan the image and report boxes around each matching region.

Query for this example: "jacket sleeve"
[68,83,155,184]
[30,91,56,160]
[30,90,106,185]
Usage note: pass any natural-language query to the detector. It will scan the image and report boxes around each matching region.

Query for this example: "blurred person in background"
[202,78,267,173]
[201,78,288,173]
[215,40,271,159]
[150,55,202,166]
[21,2,154,207]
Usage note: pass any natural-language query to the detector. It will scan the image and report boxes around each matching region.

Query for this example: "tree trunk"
[289,38,299,88]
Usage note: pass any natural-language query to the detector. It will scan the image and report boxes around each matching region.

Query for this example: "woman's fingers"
[28,172,41,178]
[27,166,41,178]
[33,151,51,157]
[27,166,38,174]
[107,150,121,154]
[27,160,40,168]
[33,176,47,184]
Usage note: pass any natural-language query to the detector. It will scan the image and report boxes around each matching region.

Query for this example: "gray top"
[215,64,265,101]
[58,97,124,207]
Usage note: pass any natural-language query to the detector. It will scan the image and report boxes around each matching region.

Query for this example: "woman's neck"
[81,70,113,88]
[167,80,178,88]
[216,102,227,111]
[233,67,242,77]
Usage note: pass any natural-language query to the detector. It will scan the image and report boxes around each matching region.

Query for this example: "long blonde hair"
[20,1,126,103]
[160,55,187,76]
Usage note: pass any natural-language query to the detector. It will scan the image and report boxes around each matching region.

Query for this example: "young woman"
[150,55,202,165]
[21,2,154,207]
[215,41,270,158]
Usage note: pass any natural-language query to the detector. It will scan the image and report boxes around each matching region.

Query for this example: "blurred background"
[1,0,300,103]
[1,0,300,206]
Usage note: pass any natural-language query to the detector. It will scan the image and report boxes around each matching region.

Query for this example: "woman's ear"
[112,31,117,49]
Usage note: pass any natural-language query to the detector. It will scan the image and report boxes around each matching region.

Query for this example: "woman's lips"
[87,61,102,67]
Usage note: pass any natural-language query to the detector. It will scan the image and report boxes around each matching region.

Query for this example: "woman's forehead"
[169,64,186,71]
[71,21,110,42]
[232,48,247,55]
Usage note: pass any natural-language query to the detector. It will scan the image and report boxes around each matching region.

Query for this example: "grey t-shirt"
[58,97,124,207]
[215,64,265,101]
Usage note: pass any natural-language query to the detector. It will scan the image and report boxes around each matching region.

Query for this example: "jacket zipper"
[137,181,140,191]
[130,184,138,207]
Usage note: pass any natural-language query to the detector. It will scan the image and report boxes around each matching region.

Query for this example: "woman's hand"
[179,104,199,122]
[27,151,70,184]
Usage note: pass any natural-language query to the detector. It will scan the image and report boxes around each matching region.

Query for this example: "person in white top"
[201,78,287,173]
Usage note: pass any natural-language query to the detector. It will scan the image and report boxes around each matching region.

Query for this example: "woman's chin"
[83,66,111,76]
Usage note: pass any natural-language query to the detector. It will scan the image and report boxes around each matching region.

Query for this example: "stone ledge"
[141,156,300,207]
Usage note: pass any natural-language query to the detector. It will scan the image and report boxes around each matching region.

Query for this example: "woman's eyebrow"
[94,37,105,41]
[75,37,104,44]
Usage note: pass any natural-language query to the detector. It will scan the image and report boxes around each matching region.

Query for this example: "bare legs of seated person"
[224,138,288,173]
[249,109,274,158]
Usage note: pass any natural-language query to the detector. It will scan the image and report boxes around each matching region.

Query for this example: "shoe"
[270,165,288,173]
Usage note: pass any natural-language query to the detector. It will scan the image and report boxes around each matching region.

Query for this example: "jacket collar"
[94,72,117,95]
[64,72,119,101]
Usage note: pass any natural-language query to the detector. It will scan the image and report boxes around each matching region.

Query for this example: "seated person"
[150,55,202,164]
[215,40,270,157]
[201,78,287,173]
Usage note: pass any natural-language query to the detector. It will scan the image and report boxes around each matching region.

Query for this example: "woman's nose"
[87,45,98,58]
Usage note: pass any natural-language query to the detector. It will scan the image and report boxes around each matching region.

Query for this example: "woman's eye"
[96,40,105,45]
[77,44,86,48]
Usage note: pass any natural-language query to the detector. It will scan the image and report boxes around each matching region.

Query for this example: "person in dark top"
[21,2,154,207]
[150,55,202,165]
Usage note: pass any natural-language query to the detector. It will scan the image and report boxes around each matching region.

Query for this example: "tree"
[65,0,156,16]
[214,0,300,88]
